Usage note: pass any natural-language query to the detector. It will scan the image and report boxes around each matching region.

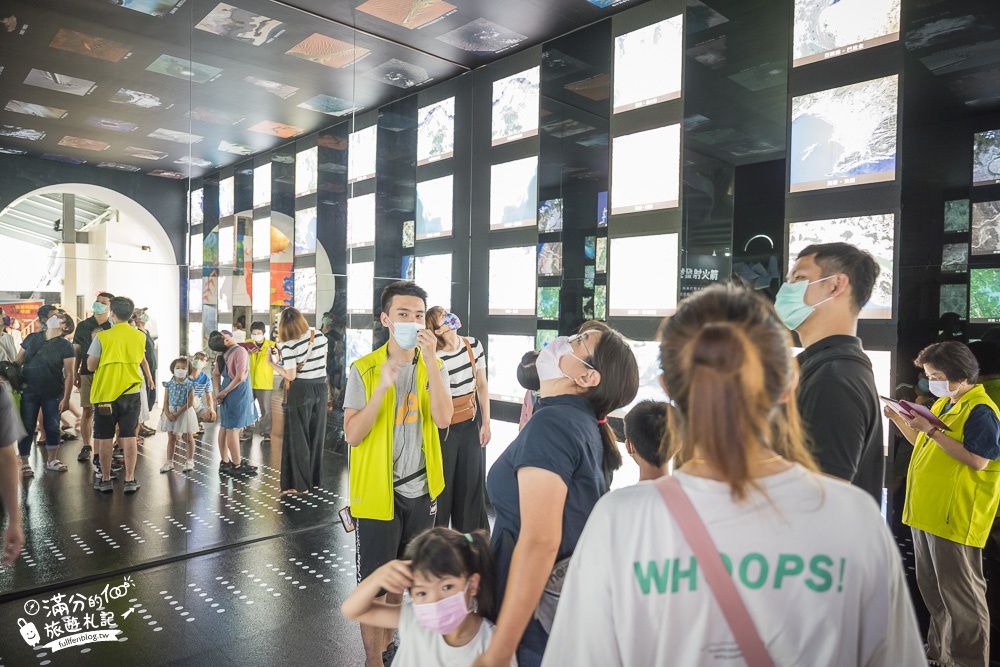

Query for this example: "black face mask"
[207,333,227,353]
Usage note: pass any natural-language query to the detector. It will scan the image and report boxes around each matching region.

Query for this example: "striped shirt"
[279,330,329,380]
[438,337,485,398]
[190,371,213,399]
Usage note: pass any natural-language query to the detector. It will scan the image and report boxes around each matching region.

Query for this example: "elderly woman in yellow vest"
[885,341,1000,667]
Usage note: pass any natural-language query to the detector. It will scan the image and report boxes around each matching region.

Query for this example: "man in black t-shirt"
[72,292,113,462]
[778,242,884,503]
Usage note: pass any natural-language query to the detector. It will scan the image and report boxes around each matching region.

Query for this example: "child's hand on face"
[375,559,414,595]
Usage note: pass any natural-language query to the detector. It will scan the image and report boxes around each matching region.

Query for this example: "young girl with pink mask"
[342,527,515,666]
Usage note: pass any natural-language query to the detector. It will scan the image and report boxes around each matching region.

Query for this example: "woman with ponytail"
[543,285,925,666]
[475,322,638,667]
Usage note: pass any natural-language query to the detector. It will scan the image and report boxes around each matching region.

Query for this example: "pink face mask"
[411,582,470,635]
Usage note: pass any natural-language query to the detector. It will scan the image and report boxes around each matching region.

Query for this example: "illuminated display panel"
[295,207,317,255]
[346,328,372,368]
[190,232,202,267]
[295,146,318,196]
[971,201,1000,256]
[218,224,235,266]
[613,14,683,114]
[489,246,536,315]
[416,175,453,240]
[348,125,377,183]
[609,234,679,316]
[418,97,455,165]
[792,0,901,67]
[190,188,204,226]
[294,267,316,312]
[252,271,270,312]
[490,157,538,230]
[347,261,374,314]
[973,130,1000,186]
[488,334,535,403]
[790,75,898,192]
[491,67,540,146]
[188,278,202,313]
[253,217,271,260]
[610,340,664,418]
[347,194,377,248]
[414,253,452,312]
[253,163,271,208]
[788,213,895,319]
[611,124,680,215]
[970,268,1000,324]
[219,176,234,217]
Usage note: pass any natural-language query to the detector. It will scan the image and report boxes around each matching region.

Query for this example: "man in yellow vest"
[342,281,453,667]
[87,296,152,494]
[242,321,276,444]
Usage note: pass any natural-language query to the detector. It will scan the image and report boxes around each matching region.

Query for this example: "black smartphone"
[339,506,355,533]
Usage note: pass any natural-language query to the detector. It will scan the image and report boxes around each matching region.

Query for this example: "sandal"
[45,460,68,472]
[20,463,33,478]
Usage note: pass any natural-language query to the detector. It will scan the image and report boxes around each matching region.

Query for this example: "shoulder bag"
[450,337,478,425]
[654,475,774,667]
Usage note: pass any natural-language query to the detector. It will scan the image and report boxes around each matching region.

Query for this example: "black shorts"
[355,492,435,585]
[93,393,141,440]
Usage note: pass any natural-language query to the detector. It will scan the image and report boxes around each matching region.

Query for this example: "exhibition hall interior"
[0,0,999,663]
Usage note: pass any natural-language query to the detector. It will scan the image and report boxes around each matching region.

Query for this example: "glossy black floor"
[0,419,366,666]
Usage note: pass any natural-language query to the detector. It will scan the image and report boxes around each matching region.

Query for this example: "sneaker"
[239,430,252,441]
[182,460,195,472]
[123,479,140,494]
[159,461,173,473]
[113,447,124,461]
[260,436,271,445]
[138,425,156,437]
[219,461,236,474]
[78,445,92,462]
[233,460,258,475]
[95,478,114,492]
[111,461,124,472]
[94,468,120,480]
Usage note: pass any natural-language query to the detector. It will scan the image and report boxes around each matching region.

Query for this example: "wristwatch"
[927,427,939,439]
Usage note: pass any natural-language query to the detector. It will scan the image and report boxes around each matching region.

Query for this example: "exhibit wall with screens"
[348,125,378,183]
[416,175,454,240]
[792,0,901,67]
[347,194,377,248]
[787,213,895,319]
[970,268,1000,324]
[609,234,679,316]
[971,200,1000,256]
[789,75,898,192]
[491,66,540,146]
[347,261,374,315]
[219,176,235,217]
[253,163,271,208]
[488,334,534,403]
[414,253,452,312]
[490,157,538,229]
[295,146,318,196]
[973,130,1000,186]
[611,124,680,214]
[418,97,455,165]
[489,246,536,315]
[613,14,683,114]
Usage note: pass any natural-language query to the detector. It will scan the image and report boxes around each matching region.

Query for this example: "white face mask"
[46,315,63,330]
[174,368,188,379]
[928,379,960,398]
[252,334,265,343]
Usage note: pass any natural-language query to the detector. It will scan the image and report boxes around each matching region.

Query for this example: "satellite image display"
[251,270,269,312]
[254,163,271,208]
[970,268,1000,322]
[489,246,535,314]
[609,234,678,316]
[611,124,680,214]
[490,157,538,230]
[296,146,318,196]
[790,75,898,192]
[537,242,563,277]
[941,243,968,273]
[971,200,1000,256]
[537,287,559,320]
[253,217,270,260]
[416,175,453,240]
[538,199,563,233]
[944,199,970,232]
[347,261,375,314]
[491,67,540,146]
[219,177,235,217]
[294,268,316,312]
[610,340,663,418]
[348,125,378,183]
[788,214,895,318]
[346,329,372,367]
[294,207,317,255]
[613,14,683,114]
[973,130,1000,186]
[488,334,535,403]
[417,97,455,165]
[347,194,377,248]
[793,0,900,67]
[414,254,451,312]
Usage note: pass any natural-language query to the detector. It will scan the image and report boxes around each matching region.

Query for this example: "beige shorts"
[79,374,94,408]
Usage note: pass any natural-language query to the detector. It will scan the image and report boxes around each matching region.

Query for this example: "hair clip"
[597,418,607,424]
[464,533,474,544]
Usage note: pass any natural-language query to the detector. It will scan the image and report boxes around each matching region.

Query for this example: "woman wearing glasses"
[474,322,639,667]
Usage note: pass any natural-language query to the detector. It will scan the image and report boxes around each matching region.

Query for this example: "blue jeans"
[516,645,544,667]
[19,392,61,457]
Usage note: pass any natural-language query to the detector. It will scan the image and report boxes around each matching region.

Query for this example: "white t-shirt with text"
[543,465,926,667]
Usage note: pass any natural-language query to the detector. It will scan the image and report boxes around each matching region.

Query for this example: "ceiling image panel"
[0,0,651,178]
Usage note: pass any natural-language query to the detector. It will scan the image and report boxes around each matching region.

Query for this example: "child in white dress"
[159,357,198,472]
[342,527,516,667]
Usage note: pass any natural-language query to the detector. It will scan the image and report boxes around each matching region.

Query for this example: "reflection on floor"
[0,418,365,667]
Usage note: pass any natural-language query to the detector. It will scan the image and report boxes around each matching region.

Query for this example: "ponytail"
[404,527,498,622]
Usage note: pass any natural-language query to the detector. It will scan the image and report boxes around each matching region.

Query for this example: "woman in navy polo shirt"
[476,321,638,667]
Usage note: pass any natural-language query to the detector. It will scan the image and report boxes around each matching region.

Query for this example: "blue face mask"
[93,302,108,315]
[918,378,930,393]
[774,276,835,330]
[391,322,420,350]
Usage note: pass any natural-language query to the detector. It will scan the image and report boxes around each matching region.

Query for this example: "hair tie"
[464,533,474,544]
[597,418,607,424]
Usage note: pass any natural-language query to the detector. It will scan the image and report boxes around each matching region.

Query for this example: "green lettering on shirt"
[633,560,670,595]
[774,554,805,589]
[671,556,698,593]
[806,555,834,592]
[739,553,769,589]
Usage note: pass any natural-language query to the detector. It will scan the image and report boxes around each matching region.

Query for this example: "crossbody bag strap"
[461,337,477,385]
[653,476,774,667]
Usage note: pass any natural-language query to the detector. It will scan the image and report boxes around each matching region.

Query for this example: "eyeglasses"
[568,330,597,369]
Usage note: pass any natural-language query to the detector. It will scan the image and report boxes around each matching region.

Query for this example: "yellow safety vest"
[90,323,147,404]
[349,343,445,521]
[249,340,276,391]
[903,384,1000,548]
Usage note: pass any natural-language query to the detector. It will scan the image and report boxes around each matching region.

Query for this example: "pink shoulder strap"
[654,475,774,667]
